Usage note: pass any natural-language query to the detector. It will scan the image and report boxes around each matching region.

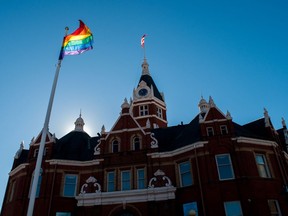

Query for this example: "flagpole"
[26,27,68,216]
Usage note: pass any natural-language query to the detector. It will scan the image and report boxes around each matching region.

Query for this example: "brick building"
[1,59,288,216]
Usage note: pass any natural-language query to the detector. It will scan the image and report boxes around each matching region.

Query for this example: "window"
[137,168,145,189]
[112,139,119,153]
[33,148,47,157]
[8,181,15,202]
[156,107,163,118]
[29,169,43,198]
[255,154,271,178]
[183,202,198,216]
[268,200,282,216]
[63,174,77,197]
[133,136,140,150]
[34,149,39,157]
[220,125,228,135]
[179,161,193,187]
[107,171,115,192]
[121,170,131,190]
[56,213,71,216]
[216,154,234,180]
[140,105,148,116]
[224,201,243,216]
[206,127,214,136]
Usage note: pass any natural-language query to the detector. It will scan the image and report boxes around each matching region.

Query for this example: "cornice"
[9,163,29,176]
[76,186,176,206]
[46,159,103,166]
[132,100,166,110]
[233,137,278,147]
[147,141,208,158]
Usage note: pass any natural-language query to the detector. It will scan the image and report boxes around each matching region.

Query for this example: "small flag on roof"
[59,20,93,60]
[141,34,146,48]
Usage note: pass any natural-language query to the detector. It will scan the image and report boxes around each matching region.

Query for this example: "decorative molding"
[132,100,166,110]
[150,133,158,148]
[76,186,176,207]
[94,139,101,155]
[148,169,172,188]
[46,159,103,166]
[233,137,278,147]
[80,176,101,194]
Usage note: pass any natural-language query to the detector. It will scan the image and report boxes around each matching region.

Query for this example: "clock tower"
[131,58,167,128]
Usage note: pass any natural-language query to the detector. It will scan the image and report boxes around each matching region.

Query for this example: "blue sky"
[0,0,287,209]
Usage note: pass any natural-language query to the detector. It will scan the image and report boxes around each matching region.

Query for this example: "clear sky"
[0,0,287,209]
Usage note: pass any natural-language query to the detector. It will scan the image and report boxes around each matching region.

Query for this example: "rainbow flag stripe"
[59,20,93,60]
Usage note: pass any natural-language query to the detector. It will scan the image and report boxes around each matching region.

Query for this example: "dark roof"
[237,118,273,140]
[139,74,164,101]
[277,128,287,152]
[12,150,29,170]
[54,131,98,161]
[153,115,201,152]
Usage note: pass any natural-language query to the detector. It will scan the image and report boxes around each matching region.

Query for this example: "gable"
[204,107,226,122]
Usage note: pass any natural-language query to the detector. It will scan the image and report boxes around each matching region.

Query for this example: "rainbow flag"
[59,20,93,60]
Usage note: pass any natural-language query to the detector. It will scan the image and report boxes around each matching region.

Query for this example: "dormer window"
[140,105,149,116]
[34,149,39,157]
[220,125,228,135]
[133,136,141,150]
[112,139,119,153]
[206,127,214,136]
[34,148,47,158]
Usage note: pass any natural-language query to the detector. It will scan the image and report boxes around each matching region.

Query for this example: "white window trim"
[111,139,120,153]
[178,161,193,187]
[224,201,243,216]
[215,154,235,181]
[139,105,149,116]
[133,136,141,150]
[107,171,115,192]
[156,107,163,118]
[206,127,214,136]
[137,168,145,189]
[268,199,282,216]
[63,174,78,197]
[255,153,271,178]
[220,125,228,135]
[121,170,131,191]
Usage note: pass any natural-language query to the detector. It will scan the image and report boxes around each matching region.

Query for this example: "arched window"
[133,136,141,151]
[112,139,119,153]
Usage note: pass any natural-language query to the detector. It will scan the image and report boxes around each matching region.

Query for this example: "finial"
[80,109,82,118]
[264,108,271,127]
[65,26,69,36]
[226,110,232,120]
[74,112,85,131]
[209,96,215,107]
[198,96,209,113]
[282,117,286,128]
[14,141,24,159]
[101,125,106,135]
[121,98,130,109]
[146,119,151,128]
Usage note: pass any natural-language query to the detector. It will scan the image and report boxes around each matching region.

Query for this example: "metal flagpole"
[27,27,68,216]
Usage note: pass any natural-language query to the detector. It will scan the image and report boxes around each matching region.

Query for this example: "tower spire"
[141,58,150,75]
